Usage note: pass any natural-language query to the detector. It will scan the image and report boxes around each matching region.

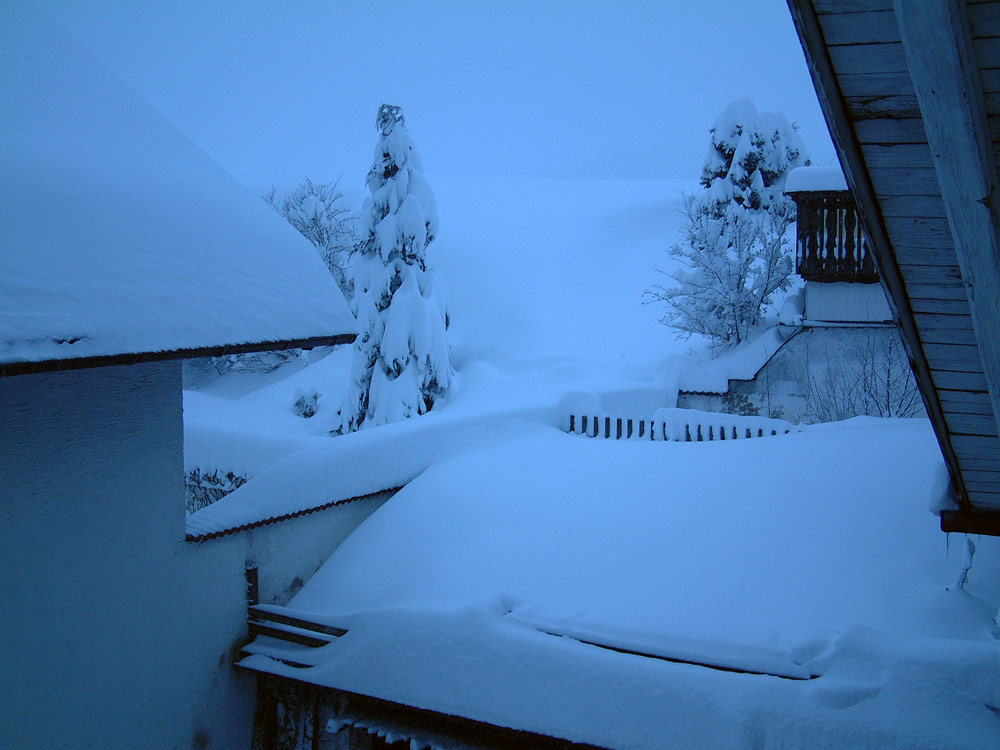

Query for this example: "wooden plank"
[838,71,915,97]
[815,1,892,13]
[854,117,928,144]
[910,297,972,315]
[880,194,948,217]
[965,479,1000,494]
[957,453,1000,471]
[786,0,971,512]
[967,492,1000,512]
[947,412,999,435]
[913,312,975,330]
[886,216,956,245]
[940,387,994,405]
[990,114,1000,141]
[822,10,900,45]
[905,283,969,300]
[987,91,1000,115]
[973,36,1000,67]
[897,262,964,283]
[895,0,1000,441]
[845,93,921,119]
[982,69,1000,94]
[860,142,935,168]
[932,368,989,390]
[942,399,996,417]
[924,343,986,371]
[828,42,910,74]
[249,605,348,638]
[247,621,331,648]
[891,244,959,265]
[949,427,1000,451]
[918,324,980,346]
[962,469,1000,486]
[868,167,941,195]
[969,3,1000,38]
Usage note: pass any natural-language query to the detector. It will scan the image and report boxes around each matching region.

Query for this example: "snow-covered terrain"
[183,175,698,483]
[181,113,999,750]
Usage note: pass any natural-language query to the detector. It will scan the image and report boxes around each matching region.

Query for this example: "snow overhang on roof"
[783,165,848,194]
[0,5,356,375]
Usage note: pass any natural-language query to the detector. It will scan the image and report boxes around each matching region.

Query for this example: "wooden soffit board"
[787,0,1000,533]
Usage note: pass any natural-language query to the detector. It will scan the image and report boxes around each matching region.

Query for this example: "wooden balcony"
[791,191,879,284]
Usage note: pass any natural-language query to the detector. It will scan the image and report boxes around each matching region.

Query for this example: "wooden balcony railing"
[791,192,878,283]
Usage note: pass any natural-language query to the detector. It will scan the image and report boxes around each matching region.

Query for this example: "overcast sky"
[37,0,836,193]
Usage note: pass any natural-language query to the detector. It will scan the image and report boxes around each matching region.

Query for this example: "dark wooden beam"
[250,672,608,750]
[894,0,1000,442]
[941,510,1000,536]
[0,332,356,378]
[786,0,971,511]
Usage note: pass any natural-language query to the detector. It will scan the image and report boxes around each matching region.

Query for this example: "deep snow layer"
[242,418,1000,748]
[1,5,354,365]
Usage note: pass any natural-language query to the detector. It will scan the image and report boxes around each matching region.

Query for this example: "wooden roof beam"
[894,0,1000,442]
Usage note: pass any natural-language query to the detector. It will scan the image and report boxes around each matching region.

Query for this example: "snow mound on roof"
[264,418,1000,748]
[0,4,355,365]
[784,165,848,193]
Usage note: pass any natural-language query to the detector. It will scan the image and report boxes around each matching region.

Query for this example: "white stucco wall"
[803,281,892,323]
[239,491,393,607]
[0,362,252,749]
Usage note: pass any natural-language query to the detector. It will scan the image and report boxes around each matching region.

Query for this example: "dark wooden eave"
[0,332,356,378]
[250,672,608,750]
[786,0,1000,533]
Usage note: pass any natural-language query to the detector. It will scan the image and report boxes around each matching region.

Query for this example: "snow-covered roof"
[0,5,355,372]
[783,165,849,193]
[243,418,999,748]
[677,326,793,394]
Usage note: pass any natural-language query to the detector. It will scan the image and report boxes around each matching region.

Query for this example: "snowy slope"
[247,418,1000,748]
[1,4,355,366]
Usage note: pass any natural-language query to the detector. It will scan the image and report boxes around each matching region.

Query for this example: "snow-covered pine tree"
[339,104,451,433]
[647,98,809,347]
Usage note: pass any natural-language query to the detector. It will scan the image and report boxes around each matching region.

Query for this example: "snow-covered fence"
[566,407,798,442]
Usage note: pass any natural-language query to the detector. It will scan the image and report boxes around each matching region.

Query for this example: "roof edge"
[0,332,356,378]
[246,670,609,750]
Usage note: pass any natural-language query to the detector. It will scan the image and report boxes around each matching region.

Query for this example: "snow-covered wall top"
[783,165,848,194]
[0,5,355,367]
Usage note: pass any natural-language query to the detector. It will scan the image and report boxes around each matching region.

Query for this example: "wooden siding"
[788,0,1000,528]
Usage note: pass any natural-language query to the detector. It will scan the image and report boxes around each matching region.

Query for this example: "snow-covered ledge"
[784,165,848,193]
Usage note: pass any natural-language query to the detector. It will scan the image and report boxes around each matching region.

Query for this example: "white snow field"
[183,175,698,486]
[245,417,1000,748]
[184,129,999,750]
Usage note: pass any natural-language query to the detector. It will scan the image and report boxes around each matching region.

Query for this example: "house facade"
[0,5,356,746]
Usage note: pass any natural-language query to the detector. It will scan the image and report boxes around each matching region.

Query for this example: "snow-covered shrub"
[338,104,452,433]
[265,177,355,296]
[647,98,809,348]
[292,388,320,418]
[185,469,247,514]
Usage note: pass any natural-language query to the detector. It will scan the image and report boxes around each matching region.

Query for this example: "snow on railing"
[566,407,799,442]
